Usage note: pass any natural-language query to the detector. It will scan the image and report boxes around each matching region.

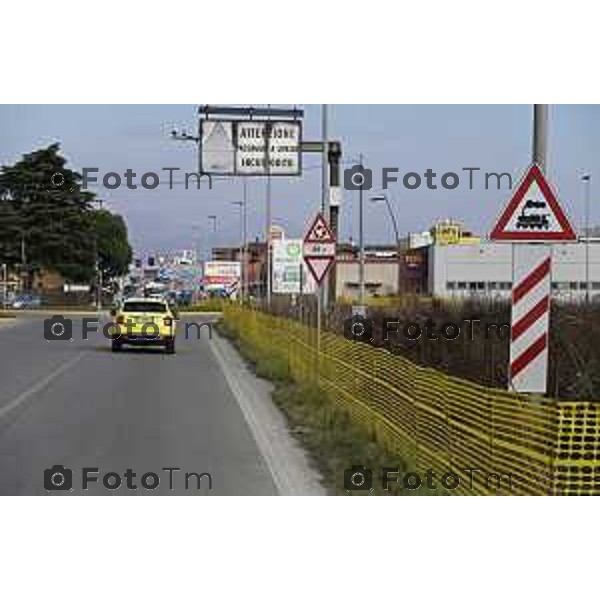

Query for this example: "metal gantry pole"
[265,112,272,308]
[266,173,272,307]
[243,179,248,302]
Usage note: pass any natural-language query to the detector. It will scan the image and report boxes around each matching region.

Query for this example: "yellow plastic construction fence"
[223,305,600,495]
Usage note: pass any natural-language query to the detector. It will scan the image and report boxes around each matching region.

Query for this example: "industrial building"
[428,239,600,301]
[205,219,600,303]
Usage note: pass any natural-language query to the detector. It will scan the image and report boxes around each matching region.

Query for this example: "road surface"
[0,313,323,495]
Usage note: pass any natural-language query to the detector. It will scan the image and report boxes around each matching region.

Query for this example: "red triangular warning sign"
[303,213,336,286]
[490,164,577,242]
[304,213,335,244]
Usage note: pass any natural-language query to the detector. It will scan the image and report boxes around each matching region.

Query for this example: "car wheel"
[111,340,122,353]
[165,338,175,354]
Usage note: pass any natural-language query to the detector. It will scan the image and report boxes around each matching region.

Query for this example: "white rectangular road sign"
[200,119,301,176]
[273,239,302,294]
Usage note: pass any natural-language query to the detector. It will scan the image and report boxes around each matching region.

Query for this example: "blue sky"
[1,104,598,257]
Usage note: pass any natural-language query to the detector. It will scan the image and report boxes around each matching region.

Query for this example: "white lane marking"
[0,352,84,422]
[209,332,325,496]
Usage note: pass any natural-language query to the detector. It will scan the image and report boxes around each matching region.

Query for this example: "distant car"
[110,297,178,354]
[11,295,44,309]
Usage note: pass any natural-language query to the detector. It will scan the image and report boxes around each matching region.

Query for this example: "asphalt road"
[0,313,311,495]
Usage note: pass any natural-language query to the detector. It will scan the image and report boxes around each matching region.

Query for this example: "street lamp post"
[233,189,248,302]
[371,194,401,296]
[93,198,104,311]
[582,174,592,304]
[208,215,217,261]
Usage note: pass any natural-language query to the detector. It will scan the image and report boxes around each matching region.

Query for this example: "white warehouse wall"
[429,240,600,301]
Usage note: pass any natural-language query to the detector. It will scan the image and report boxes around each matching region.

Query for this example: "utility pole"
[533,104,548,171]
[582,174,592,304]
[321,104,329,311]
[359,153,365,306]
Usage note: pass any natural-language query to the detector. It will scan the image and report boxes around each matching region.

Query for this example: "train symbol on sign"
[516,199,550,230]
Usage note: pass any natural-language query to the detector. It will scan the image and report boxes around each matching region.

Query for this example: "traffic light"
[328,141,342,188]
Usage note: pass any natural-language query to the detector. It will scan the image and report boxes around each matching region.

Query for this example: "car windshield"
[122,301,167,313]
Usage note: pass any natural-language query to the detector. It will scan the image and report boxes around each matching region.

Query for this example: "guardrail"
[223,305,600,495]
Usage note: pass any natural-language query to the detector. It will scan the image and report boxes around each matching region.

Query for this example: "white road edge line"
[209,332,325,496]
[0,352,84,422]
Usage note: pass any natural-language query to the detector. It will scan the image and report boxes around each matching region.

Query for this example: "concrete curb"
[209,331,326,496]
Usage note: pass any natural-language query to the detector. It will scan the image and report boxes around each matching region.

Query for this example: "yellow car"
[110,297,178,354]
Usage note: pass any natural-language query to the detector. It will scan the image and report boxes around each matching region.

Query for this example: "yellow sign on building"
[431,220,480,245]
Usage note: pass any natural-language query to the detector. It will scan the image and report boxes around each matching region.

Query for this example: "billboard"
[200,120,302,176]
[272,239,317,295]
[203,261,241,292]
[409,231,433,249]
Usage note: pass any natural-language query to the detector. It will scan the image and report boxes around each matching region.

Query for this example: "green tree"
[92,209,133,281]
[0,144,97,283]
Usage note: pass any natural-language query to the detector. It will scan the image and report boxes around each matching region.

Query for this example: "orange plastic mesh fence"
[223,305,600,495]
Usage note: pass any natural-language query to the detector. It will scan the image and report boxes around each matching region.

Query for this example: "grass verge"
[185,299,228,313]
[217,319,443,496]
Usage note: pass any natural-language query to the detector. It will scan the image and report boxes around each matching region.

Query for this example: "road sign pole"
[316,286,321,384]
[303,212,337,384]
[533,104,548,171]
[491,106,576,394]
[508,244,552,392]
